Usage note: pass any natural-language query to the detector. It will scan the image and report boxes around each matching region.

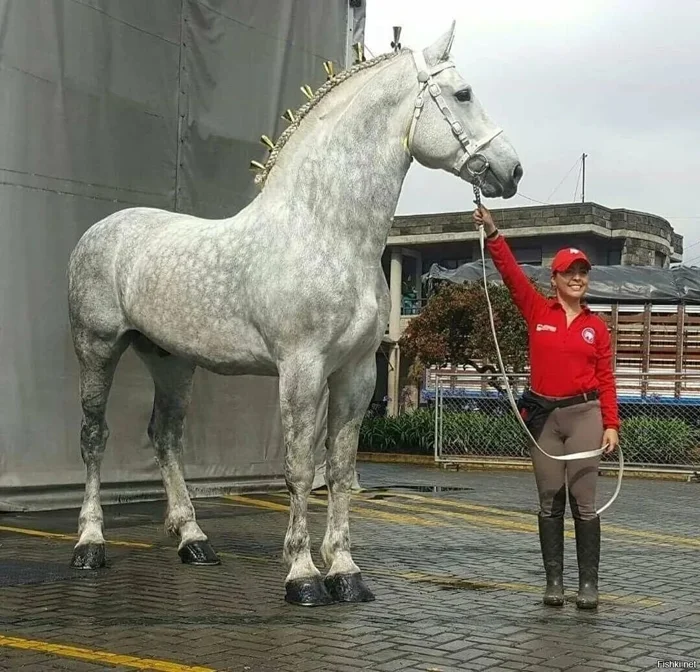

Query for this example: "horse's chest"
[332,291,387,350]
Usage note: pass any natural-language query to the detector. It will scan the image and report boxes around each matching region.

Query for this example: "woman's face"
[552,260,590,301]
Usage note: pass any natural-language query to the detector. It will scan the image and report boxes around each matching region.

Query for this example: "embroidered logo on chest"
[582,327,596,344]
[536,324,557,332]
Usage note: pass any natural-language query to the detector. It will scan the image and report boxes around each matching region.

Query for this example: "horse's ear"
[423,20,456,67]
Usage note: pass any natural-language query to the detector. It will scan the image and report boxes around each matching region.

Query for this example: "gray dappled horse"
[67,22,522,606]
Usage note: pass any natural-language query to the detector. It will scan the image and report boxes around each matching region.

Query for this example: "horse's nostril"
[513,163,524,183]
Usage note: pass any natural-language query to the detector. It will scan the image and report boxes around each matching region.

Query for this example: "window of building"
[440,258,468,269]
[654,251,666,268]
[512,248,542,266]
[607,249,622,265]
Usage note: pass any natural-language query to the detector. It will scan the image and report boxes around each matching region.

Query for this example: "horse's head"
[404,22,522,199]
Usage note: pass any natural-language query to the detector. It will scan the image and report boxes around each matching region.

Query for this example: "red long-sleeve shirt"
[487,234,620,430]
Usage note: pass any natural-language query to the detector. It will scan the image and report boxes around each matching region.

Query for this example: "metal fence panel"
[427,371,700,473]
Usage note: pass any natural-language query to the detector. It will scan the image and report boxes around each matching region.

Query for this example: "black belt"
[517,389,599,441]
[530,389,599,409]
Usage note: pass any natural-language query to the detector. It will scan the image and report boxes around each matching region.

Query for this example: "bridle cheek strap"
[406,49,503,176]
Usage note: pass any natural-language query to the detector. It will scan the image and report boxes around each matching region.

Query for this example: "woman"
[473,205,619,610]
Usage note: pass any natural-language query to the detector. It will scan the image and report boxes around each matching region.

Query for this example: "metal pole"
[434,372,439,462]
[581,153,588,203]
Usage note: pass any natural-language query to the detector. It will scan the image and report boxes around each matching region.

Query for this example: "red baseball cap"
[551,247,591,273]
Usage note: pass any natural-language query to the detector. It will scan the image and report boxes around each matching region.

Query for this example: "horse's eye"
[455,88,472,102]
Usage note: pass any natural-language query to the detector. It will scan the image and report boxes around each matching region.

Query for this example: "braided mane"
[254,50,402,187]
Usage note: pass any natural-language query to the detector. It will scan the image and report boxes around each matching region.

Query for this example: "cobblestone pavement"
[0,462,699,671]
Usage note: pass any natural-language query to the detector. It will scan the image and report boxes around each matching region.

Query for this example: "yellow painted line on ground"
[0,634,216,671]
[354,492,700,549]
[602,524,700,549]
[225,494,448,528]
[0,525,152,548]
[365,497,695,548]
[324,494,544,535]
[0,520,274,565]
[364,491,536,520]
[229,489,700,549]
[366,567,664,607]
[221,494,289,513]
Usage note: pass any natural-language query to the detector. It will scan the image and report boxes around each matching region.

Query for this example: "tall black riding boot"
[574,515,600,609]
[538,514,564,606]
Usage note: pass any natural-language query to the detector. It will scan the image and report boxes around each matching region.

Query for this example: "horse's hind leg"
[133,337,219,565]
[320,352,376,602]
[71,330,130,569]
[278,357,333,606]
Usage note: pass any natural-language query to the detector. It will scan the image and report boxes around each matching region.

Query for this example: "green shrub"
[618,416,696,465]
[359,409,435,454]
[439,412,529,457]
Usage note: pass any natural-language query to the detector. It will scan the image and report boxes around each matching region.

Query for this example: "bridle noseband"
[405,49,503,201]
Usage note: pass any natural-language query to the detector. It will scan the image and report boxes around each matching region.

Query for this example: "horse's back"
[73,207,189,256]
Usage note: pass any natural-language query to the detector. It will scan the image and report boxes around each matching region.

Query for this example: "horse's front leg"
[320,352,376,602]
[279,358,333,606]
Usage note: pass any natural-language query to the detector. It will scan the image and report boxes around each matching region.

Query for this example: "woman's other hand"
[602,428,620,454]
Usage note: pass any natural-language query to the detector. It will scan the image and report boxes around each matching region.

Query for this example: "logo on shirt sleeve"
[582,327,596,344]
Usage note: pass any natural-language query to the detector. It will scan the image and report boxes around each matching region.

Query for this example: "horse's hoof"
[178,540,221,566]
[324,572,375,603]
[70,543,106,570]
[285,576,335,607]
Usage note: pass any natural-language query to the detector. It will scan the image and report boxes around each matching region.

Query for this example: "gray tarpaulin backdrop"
[0,0,364,510]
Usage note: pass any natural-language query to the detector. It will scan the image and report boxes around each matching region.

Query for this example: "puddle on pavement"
[358,485,474,500]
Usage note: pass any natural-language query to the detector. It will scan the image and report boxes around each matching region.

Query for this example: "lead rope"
[472,180,623,514]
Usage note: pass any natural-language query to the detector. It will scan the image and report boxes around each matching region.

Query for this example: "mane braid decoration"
[253,50,401,187]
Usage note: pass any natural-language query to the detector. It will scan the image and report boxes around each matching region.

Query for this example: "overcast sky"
[364,0,700,262]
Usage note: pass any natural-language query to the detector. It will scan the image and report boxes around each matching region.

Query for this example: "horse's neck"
[259,57,414,263]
